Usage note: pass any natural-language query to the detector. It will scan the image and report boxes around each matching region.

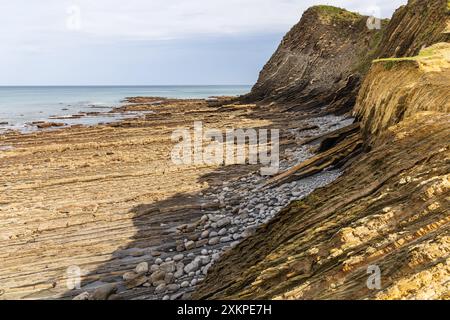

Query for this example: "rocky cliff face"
[374,0,450,58]
[195,1,450,300]
[355,43,450,141]
[243,6,386,114]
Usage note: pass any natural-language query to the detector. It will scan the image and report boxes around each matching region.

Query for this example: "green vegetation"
[312,5,361,22]
[373,57,417,70]
[372,45,439,70]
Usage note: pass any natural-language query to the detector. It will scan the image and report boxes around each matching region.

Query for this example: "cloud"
[0,0,406,44]
[0,0,407,85]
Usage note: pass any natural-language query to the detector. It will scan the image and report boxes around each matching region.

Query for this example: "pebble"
[159,261,176,273]
[150,270,166,284]
[73,292,90,300]
[184,261,200,274]
[185,240,195,250]
[167,284,180,292]
[155,283,167,294]
[208,237,220,245]
[123,271,138,281]
[173,254,184,262]
[216,217,231,228]
[150,264,159,272]
[200,230,210,238]
[135,262,148,274]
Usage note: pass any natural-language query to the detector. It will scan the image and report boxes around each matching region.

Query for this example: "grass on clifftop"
[373,43,449,70]
[312,5,361,23]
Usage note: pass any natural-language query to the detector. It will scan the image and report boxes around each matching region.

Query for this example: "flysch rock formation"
[195,0,450,300]
[242,5,388,114]
[1,1,448,301]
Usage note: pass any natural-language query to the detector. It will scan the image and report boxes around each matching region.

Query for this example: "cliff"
[374,0,450,58]
[243,6,387,114]
[195,1,450,300]
[355,42,450,141]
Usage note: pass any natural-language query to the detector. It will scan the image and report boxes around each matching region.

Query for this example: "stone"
[167,284,180,292]
[184,261,200,274]
[122,271,138,281]
[164,272,175,284]
[196,239,208,247]
[155,258,163,265]
[125,275,148,289]
[208,237,220,245]
[155,283,167,294]
[220,236,232,243]
[200,230,210,238]
[218,228,227,236]
[212,253,220,261]
[135,262,148,274]
[217,217,231,228]
[72,292,90,300]
[150,264,159,272]
[89,283,117,300]
[200,255,211,265]
[185,240,195,250]
[203,263,212,275]
[209,231,218,238]
[159,261,176,273]
[173,254,184,262]
[174,269,184,279]
[181,281,189,288]
[170,292,184,300]
[150,270,166,284]
[162,295,170,300]
[201,249,208,255]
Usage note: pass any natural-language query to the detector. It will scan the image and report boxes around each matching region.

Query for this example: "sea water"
[0,85,251,133]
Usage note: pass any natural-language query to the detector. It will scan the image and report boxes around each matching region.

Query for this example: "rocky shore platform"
[0,97,353,300]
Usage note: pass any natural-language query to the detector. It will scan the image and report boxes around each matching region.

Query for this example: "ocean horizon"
[0,85,251,132]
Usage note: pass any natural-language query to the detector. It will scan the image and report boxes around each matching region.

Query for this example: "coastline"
[0,96,352,299]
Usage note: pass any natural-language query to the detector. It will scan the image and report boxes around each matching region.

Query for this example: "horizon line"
[0,84,253,87]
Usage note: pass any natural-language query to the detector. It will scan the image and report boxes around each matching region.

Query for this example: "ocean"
[0,85,251,133]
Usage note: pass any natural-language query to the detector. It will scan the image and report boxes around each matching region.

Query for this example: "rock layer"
[243,6,386,114]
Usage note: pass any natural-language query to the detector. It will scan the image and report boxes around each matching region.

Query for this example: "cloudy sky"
[0,0,406,85]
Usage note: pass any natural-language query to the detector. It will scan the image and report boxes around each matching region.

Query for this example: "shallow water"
[0,85,251,132]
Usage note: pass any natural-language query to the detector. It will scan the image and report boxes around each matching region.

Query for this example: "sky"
[0,0,407,86]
